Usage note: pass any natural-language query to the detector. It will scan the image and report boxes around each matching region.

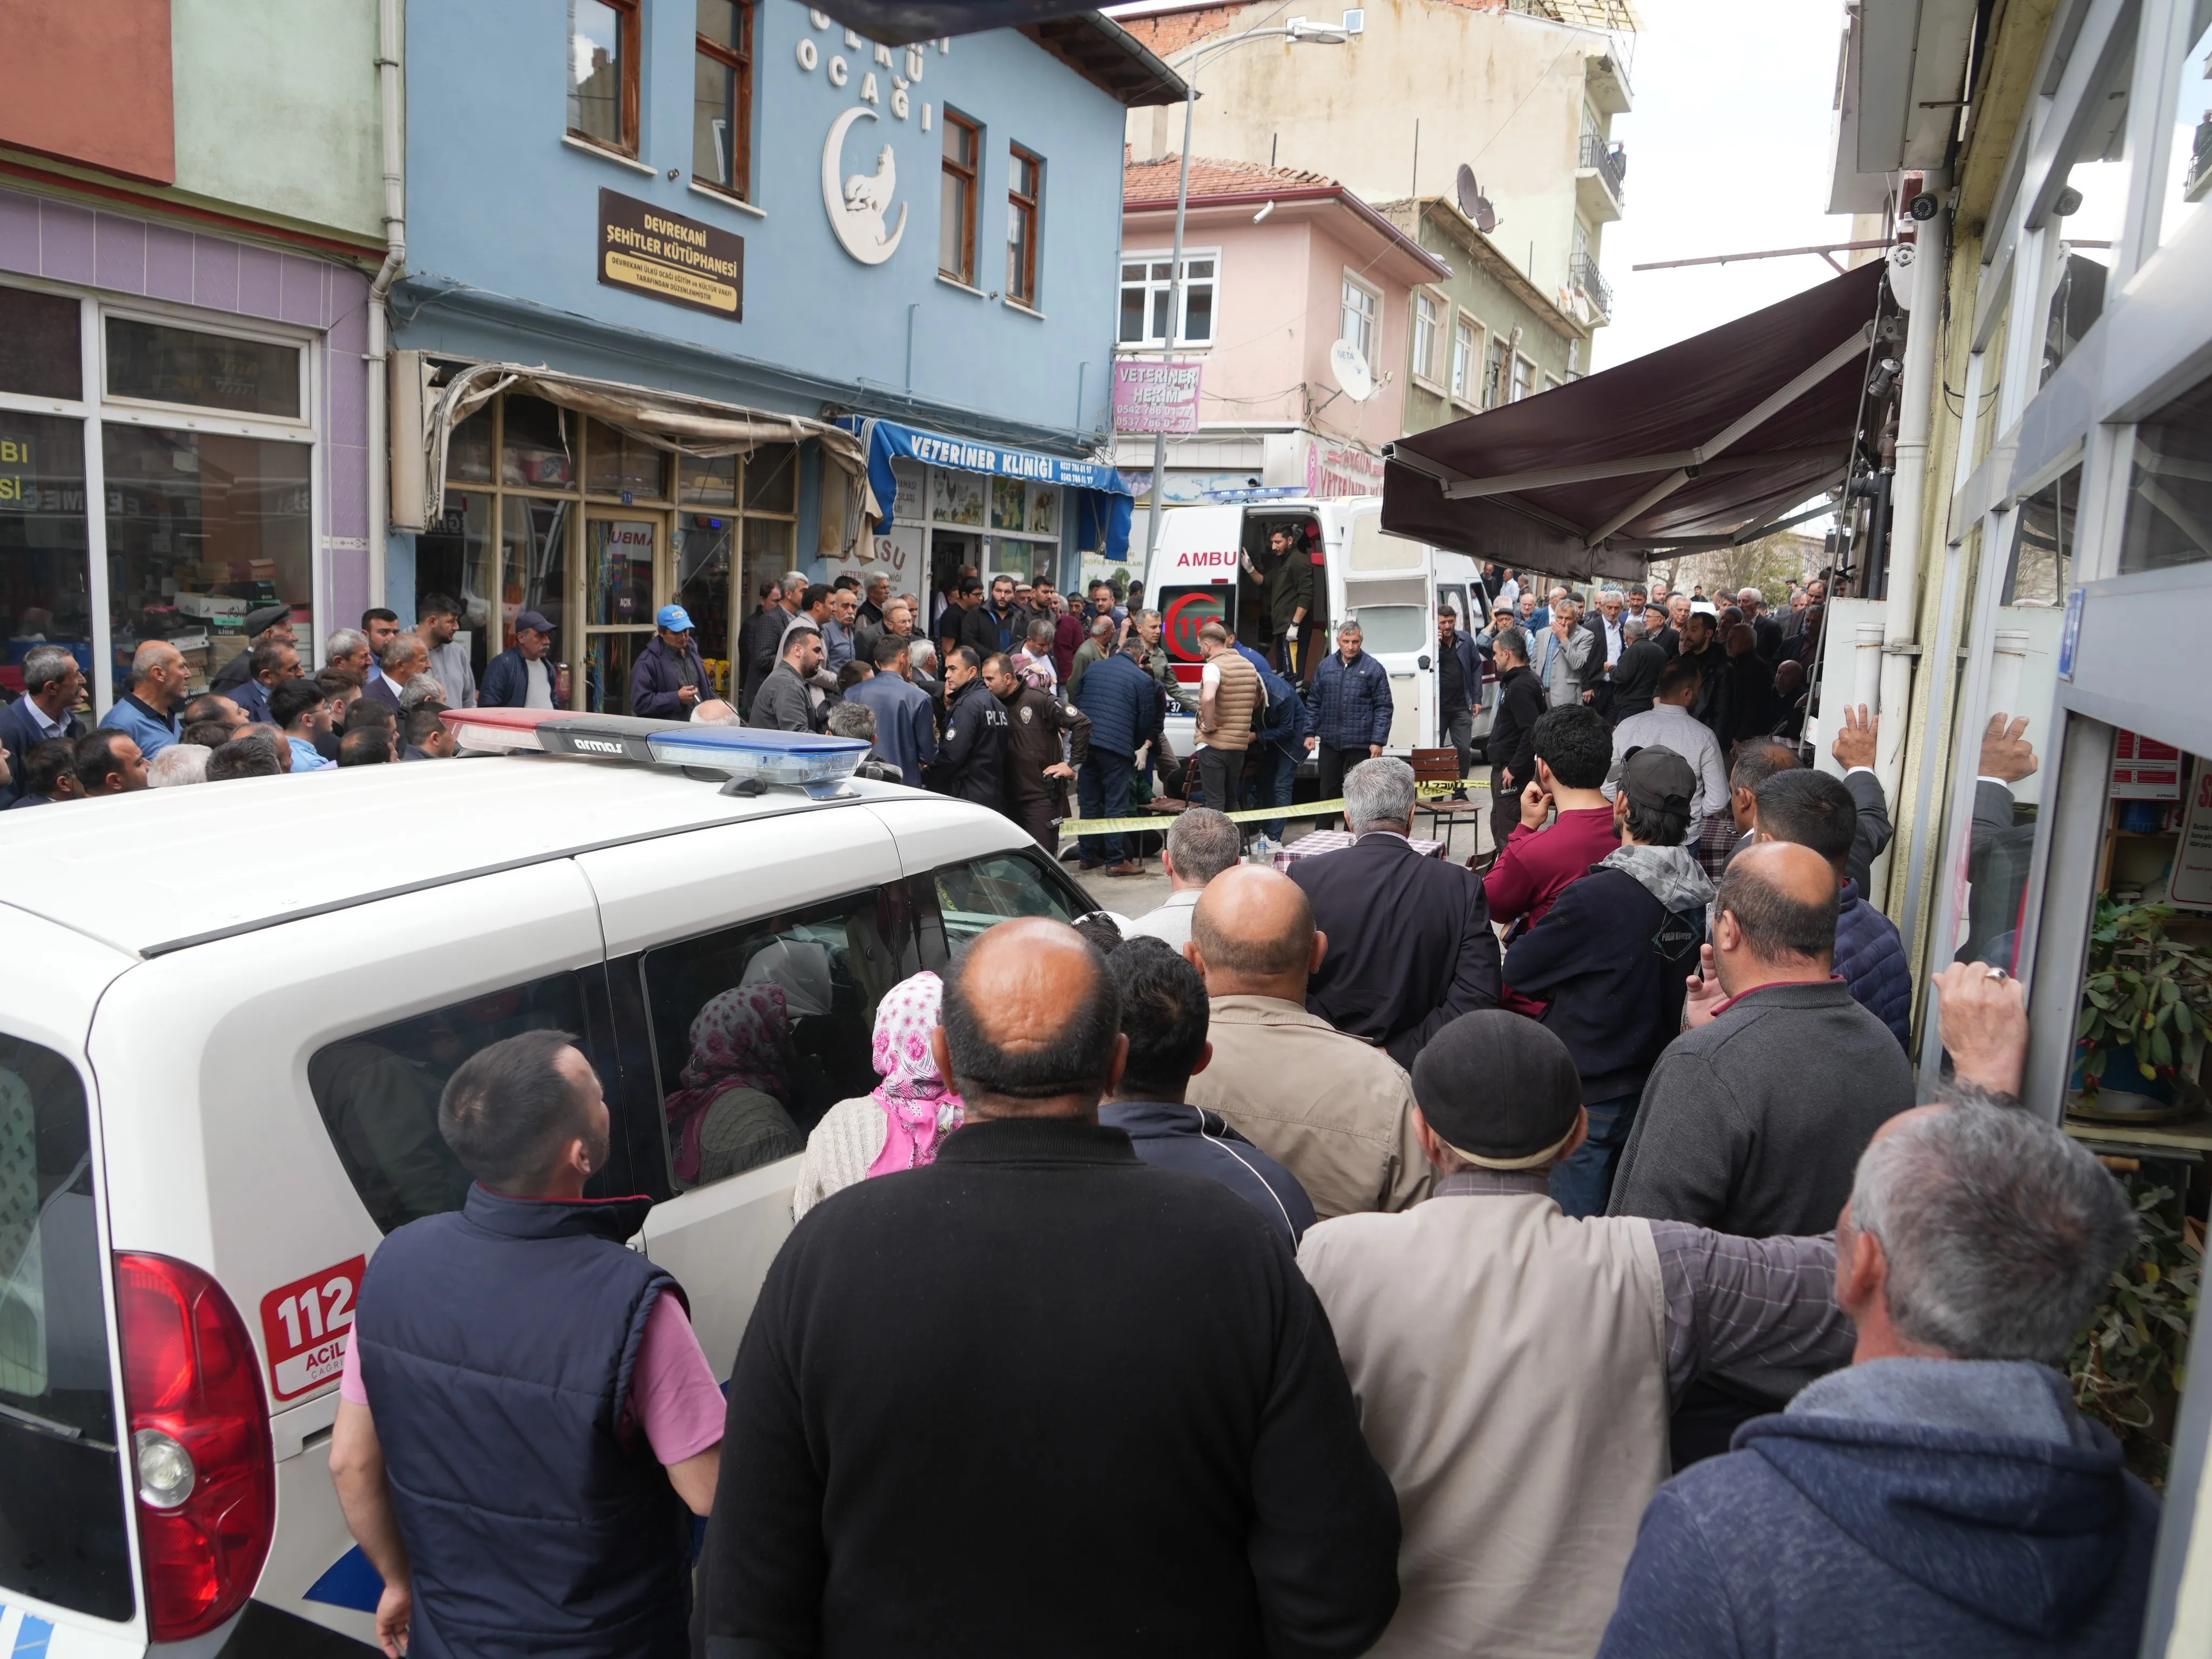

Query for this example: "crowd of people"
[327,843,2154,1658]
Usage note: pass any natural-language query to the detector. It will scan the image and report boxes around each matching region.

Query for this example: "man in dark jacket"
[479,610,559,709]
[1608,615,1667,721]
[1435,606,1481,783]
[332,1031,723,1659]
[1254,524,1313,678]
[746,626,825,733]
[1290,756,1500,1069]
[696,919,1402,1658]
[984,651,1088,851]
[1599,1099,2153,1659]
[741,579,803,710]
[1303,620,1394,802]
[1484,625,1545,859]
[1502,746,1714,1216]
[923,645,1007,810]
[1072,638,1163,875]
[0,645,87,805]
[1754,768,1912,1047]
[630,605,710,718]
[1610,840,1915,1465]
[1099,937,1317,1249]
[208,603,296,693]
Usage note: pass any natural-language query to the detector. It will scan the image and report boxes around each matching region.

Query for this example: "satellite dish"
[1455,163,1498,234]
[1330,338,1374,403]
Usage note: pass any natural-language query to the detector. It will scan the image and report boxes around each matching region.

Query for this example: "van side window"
[308,975,590,1233]
[642,889,906,1190]
[930,852,1082,954]
[0,1035,132,1621]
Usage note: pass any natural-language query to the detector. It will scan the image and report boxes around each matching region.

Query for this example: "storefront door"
[580,511,667,714]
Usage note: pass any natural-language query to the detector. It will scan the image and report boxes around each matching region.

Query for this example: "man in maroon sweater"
[1485,706,1625,1015]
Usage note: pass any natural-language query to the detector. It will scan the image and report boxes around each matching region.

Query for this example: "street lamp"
[1140,14,1360,563]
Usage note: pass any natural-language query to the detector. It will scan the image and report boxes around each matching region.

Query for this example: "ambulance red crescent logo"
[1163,591,1222,661]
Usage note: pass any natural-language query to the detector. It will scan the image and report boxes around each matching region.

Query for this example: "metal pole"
[1144,85,1199,565]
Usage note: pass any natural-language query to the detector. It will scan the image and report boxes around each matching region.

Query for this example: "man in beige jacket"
[1183,865,1430,1218]
[1298,1010,1852,1657]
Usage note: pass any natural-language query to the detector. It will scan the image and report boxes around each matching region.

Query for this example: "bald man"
[698,918,1402,1657]
[1182,866,1432,1219]
[1608,840,1914,1466]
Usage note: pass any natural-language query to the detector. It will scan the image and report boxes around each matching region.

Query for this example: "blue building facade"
[390,0,1175,711]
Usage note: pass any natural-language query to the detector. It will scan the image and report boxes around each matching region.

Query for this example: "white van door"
[578,805,911,1375]
[1339,503,1437,756]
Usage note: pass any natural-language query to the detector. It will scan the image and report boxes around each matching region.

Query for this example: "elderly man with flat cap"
[1298,1010,1852,1659]
[699,917,1402,1658]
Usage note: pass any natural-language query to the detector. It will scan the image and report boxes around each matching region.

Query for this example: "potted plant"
[2074,900,2212,1104]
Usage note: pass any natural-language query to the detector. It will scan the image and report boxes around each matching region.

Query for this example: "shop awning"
[840,415,1135,563]
[1382,259,1890,582]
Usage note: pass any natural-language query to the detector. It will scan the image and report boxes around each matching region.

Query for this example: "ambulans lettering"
[1173,549,1238,571]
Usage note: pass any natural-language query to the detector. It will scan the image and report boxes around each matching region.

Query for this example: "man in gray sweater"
[1609,839,1913,1464]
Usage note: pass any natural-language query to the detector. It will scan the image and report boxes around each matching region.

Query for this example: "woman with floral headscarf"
[664,983,805,1185]
[792,971,964,1219]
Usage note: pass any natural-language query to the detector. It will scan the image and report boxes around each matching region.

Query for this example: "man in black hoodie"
[1483,624,1545,864]
[1501,745,1711,1217]
[1599,1097,2153,1659]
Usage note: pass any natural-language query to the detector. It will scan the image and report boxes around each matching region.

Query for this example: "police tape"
[1058,779,1486,838]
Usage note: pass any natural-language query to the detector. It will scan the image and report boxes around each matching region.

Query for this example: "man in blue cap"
[631,604,710,718]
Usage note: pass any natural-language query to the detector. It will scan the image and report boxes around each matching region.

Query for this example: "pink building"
[1118,152,1448,531]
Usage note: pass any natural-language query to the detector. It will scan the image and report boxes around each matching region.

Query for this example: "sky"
[1590,0,1861,372]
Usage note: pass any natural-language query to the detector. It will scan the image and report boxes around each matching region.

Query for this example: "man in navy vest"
[331,1031,723,1659]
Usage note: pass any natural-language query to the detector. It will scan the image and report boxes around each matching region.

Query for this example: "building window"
[1451,314,1478,403]
[1511,354,1536,402]
[1340,274,1379,366]
[1117,254,1216,347]
[693,1,753,198]
[1482,338,1507,408]
[1411,292,1441,385]
[1007,144,1042,308]
[940,110,980,285]
[568,0,640,154]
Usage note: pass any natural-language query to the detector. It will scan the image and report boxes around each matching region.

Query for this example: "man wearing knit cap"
[1297,1011,1852,1659]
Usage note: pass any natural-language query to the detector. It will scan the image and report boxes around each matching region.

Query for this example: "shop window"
[102,426,311,694]
[1451,314,1478,403]
[447,406,493,484]
[307,974,593,1235]
[693,0,753,199]
[2119,370,2212,575]
[501,496,570,654]
[585,630,648,715]
[585,516,658,628]
[568,0,640,155]
[673,512,733,690]
[0,287,81,400]
[1339,274,1378,367]
[0,1035,131,1622]
[1411,292,1440,386]
[1007,144,1042,308]
[745,446,798,514]
[583,418,670,500]
[641,890,905,1189]
[940,110,980,286]
[680,453,737,508]
[2006,464,2078,607]
[502,395,574,489]
[0,411,92,687]
[1116,254,1215,348]
[105,316,300,420]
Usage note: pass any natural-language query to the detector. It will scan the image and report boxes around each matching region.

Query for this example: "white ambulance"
[0,714,1094,1655]
[1142,493,1478,769]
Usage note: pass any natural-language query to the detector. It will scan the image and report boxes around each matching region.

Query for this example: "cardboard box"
[177,592,248,623]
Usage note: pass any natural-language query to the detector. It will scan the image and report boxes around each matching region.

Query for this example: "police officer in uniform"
[982,651,1090,851]
[925,645,1009,809]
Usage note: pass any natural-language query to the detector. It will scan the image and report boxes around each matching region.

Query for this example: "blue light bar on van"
[442,709,871,798]
[1198,486,1308,503]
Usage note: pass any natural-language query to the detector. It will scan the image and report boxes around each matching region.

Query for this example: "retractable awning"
[840,415,1135,563]
[1382,259,1891,582]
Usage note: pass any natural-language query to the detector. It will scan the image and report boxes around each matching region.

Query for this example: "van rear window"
[308,975,589,1233]
[0,1036,132,1622]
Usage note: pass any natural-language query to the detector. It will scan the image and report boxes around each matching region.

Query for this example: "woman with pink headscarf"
[792,971,964,1219]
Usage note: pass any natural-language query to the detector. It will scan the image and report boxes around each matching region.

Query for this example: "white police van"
[1143,492,1468,773]
[0,713,1092,1655]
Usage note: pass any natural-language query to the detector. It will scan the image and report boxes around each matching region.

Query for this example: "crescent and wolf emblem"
[823,105,907,265]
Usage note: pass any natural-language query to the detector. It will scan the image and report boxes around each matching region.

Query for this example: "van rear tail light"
[116,1253,275,1640]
